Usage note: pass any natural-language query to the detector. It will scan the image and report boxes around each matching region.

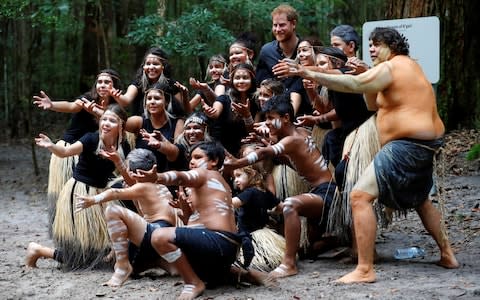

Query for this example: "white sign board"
[362,16,440,83]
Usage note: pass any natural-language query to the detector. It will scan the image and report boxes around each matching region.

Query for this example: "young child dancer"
[232,165,283,272]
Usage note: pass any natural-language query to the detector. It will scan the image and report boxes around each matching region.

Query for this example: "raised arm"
[33,91,83,113]
[35,133,83,157]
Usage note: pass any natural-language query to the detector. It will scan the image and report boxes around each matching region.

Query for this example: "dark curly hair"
[369,27,409,56]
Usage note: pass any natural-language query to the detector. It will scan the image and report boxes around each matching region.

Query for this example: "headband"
[184,116,206,128]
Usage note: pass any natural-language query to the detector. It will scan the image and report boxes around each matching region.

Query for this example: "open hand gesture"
[33,91,53,110]
[35,133,54,148]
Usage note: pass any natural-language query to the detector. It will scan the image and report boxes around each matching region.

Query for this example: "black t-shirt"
[208,94,258,156]
[73,132,131,188]
[169,143,190,171]
[135,116,178,173]
[130,78,184,117]
[235,187,279,233]
[329,90,374,138]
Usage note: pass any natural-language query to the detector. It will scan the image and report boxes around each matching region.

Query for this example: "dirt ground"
[1,130,479,300]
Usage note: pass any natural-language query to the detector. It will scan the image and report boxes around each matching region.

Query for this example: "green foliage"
[1,0,81,32]
[126,14,163,47]
[466,144,480,161]
[160,7,234,58]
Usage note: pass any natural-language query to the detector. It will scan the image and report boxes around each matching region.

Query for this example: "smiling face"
[232,68,252,93]
[265,111,285,136]
[369,40,392,66]
[229,44,252,68]
[96,75,114,98]
[184,122,206,145]
[189,147,214,170]
[297,41,315,66]
[99,110,121,137]
[145,89,166,115]
[208,60,225,81]
[143,54,164,82]
[257,85,273,109]
[272,13,295,43]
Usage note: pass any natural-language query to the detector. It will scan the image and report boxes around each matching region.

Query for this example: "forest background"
[1,0,478,147]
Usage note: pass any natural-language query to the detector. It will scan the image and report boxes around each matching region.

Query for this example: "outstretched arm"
[35,134,83,157]
[75,184,148,212]
[273,59,393,94]
[33,91,83,113]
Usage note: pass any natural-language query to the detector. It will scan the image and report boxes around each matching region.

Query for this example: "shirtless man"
[74,148,177,287]
[273,27,459,283]
[224,95,336,279]
[132,141,239,300]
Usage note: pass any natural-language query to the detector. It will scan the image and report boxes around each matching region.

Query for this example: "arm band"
[246,152,259,164]
[93,192,106,203]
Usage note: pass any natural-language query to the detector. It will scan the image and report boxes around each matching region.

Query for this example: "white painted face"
[145,89,166,114]
[184,122,206,145]
[100,111,121,137]
[229,44,250,67]
[232,69,252,92]
[143,54,164,81]
[96,75,114,98]
[265,111,283,136]
[233,169,249,191]
[369,40,392,66]
[189,148,211,170]
[297,41,315,66]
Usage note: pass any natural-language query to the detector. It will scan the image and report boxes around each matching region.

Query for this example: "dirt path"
[1,136,479,299]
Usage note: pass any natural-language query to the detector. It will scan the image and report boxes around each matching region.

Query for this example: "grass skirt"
[327,115,381,242]
[47,141,78,236]
[52,178,115,270]
[239,228,285,272]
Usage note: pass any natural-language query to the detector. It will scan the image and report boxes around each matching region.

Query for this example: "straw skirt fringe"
[52,178,116,270]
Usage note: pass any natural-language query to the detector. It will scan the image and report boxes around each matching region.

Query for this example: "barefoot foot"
[335,268,376,284]
[102,263,133,287]
[437,254,459,269]
[268,263,298,279]
[177,282,205,300]
[25,242,43,268]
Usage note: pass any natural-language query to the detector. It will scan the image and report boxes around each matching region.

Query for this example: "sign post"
[362,16,440,84]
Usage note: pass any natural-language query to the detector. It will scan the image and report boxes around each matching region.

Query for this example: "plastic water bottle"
[394,247,426,259]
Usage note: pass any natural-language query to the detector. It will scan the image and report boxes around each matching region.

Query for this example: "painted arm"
[274,60,393,94]
[75,184,147,212]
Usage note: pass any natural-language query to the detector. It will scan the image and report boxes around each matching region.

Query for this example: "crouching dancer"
[75,148,177,287]
[135,141,250,299]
